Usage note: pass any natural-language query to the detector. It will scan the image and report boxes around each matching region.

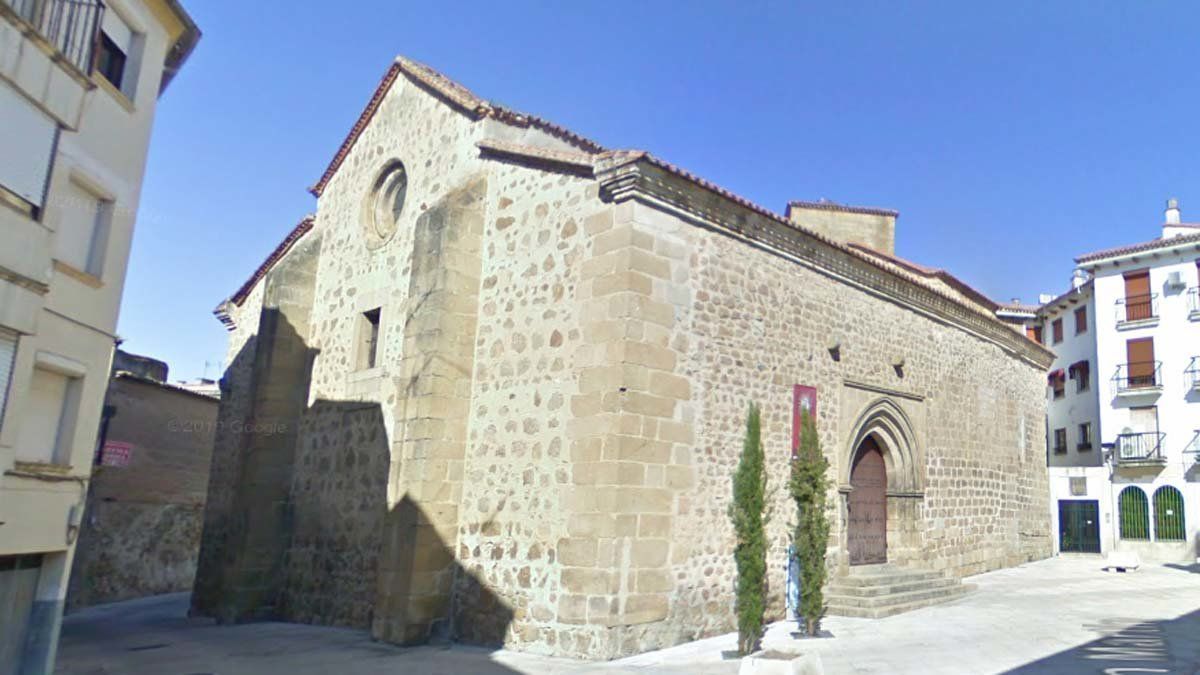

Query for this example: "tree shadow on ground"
[1004,608,1200,674]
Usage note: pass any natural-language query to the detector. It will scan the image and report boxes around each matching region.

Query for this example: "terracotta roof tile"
[1075,230,1200,264]
[309,57,606,197]
[786,200,899,218]
[223,215,314,309]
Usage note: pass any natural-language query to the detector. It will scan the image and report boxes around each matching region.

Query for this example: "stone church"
[192,56,1054,658]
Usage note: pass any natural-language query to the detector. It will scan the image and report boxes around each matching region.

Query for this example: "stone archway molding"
[844,397,923,495]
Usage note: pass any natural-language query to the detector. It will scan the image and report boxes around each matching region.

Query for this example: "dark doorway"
[848,437,887,565]
[1058,500,1101,553]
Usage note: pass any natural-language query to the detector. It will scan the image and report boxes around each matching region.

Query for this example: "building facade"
[0,1,198,672]
[65,351,218,611]
[1042,200,1200,562]
[193,57,1054,659]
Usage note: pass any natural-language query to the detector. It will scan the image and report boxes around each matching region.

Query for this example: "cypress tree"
[790,409,830,636]
[729,403,768,655]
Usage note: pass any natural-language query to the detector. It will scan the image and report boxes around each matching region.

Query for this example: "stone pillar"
[202,234,321,621]
[374,177,486,644]
[564,202,694,656]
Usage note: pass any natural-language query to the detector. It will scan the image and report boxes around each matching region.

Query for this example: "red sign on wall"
[792,385,817,457]
[100,441,133,467]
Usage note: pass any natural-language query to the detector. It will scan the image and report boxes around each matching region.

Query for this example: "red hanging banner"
[792,385,817,457]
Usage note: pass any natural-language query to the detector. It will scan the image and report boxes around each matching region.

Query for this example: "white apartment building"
[1042,200,1200,563]
[0,1,197,672]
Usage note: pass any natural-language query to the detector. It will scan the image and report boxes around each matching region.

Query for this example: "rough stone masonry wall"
[192,283,264,617]
[607,200,1051,645]
[68,378,218,611]
[454,165,610,654]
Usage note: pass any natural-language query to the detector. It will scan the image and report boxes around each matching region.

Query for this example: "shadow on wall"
[1004,607,1200,674]
[190,308,514,652]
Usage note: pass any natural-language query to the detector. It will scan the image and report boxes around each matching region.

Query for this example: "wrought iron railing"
[1189,287,1200,316]
[1,0,104,74]
[1112,360,1162,392]
[1115,293,1158,323]
[1186,431,1200,460]
[1114,432,1166,463]
[1187,357,1200,390]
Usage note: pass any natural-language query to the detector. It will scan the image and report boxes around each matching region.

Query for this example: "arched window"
[1153,486,1186,541]
[1118,486,1150,540]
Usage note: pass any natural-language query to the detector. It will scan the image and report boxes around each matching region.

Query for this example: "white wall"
[1088,247,1200,562]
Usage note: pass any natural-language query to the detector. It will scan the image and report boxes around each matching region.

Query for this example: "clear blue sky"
[120,1,1200,381]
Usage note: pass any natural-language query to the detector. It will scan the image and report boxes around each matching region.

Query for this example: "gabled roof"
[213,215,314,328]
[309,57,606,197]
[1075,230,1200,265]
[220,56,1049,364]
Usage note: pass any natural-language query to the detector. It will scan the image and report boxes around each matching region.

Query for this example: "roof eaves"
[1075,231,1200,265]
[222,215,315,312]
[786,200,899,219]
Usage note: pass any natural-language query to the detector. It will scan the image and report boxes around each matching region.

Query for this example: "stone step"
[828,569,946,587]
[825,584,974,619]
[825,576,960,597]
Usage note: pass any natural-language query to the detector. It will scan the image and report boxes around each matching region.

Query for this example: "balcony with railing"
[1115,293,1159,328]
[1,0,103,76]
[1189,287,1200,321]
[1112,361,1163,397]
[1114,432,1166,465]
[1187,431,1200,461]
[1188,357,1200,393]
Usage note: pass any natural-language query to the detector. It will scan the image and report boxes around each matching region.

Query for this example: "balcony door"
[1126,338,1155,387]
[1122,270,1152,321]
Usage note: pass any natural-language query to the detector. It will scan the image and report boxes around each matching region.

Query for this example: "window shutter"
[0,330,16,431]
[0,82,57,208]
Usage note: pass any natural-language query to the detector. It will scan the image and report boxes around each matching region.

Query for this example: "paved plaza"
[57,557,1200,674]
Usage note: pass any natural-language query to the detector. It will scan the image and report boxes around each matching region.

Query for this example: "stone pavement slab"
[57,557,1200,674]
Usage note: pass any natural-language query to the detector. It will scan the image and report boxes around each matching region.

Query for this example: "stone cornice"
[597,159,1055,370]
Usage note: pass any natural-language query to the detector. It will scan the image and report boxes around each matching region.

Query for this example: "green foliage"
[789,409,830,636]
[729,403,768,655]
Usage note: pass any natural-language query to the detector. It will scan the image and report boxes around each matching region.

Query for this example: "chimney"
[1165,198,1181,224]
[1163,198,1192,238]
[786,199,898,255]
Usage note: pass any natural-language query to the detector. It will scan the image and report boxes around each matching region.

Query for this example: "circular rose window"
[365,161,407,244]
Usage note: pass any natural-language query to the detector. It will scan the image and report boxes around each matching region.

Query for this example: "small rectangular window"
[1074,307,1087,334]
[1070,360,1090,393]
[16,367,80,465]
[1032,326,1044,344]
[359,308,381,370]
[0,330,16,433]
[96,8,140,99]
[1052,318,1064,344]
[1053,428,1067,454]
[1050,370,1065,399]
[55,178,111,276]
[0,81,57,215]
[1077,423,1092,451]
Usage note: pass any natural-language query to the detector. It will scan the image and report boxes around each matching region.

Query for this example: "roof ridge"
[309,56,607,197]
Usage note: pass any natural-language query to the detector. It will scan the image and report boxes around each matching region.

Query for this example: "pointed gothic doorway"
[848,437,887,565]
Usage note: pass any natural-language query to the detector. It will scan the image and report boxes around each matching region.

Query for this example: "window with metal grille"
[1118,486,1150,540]
[1153,486,1185,541]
